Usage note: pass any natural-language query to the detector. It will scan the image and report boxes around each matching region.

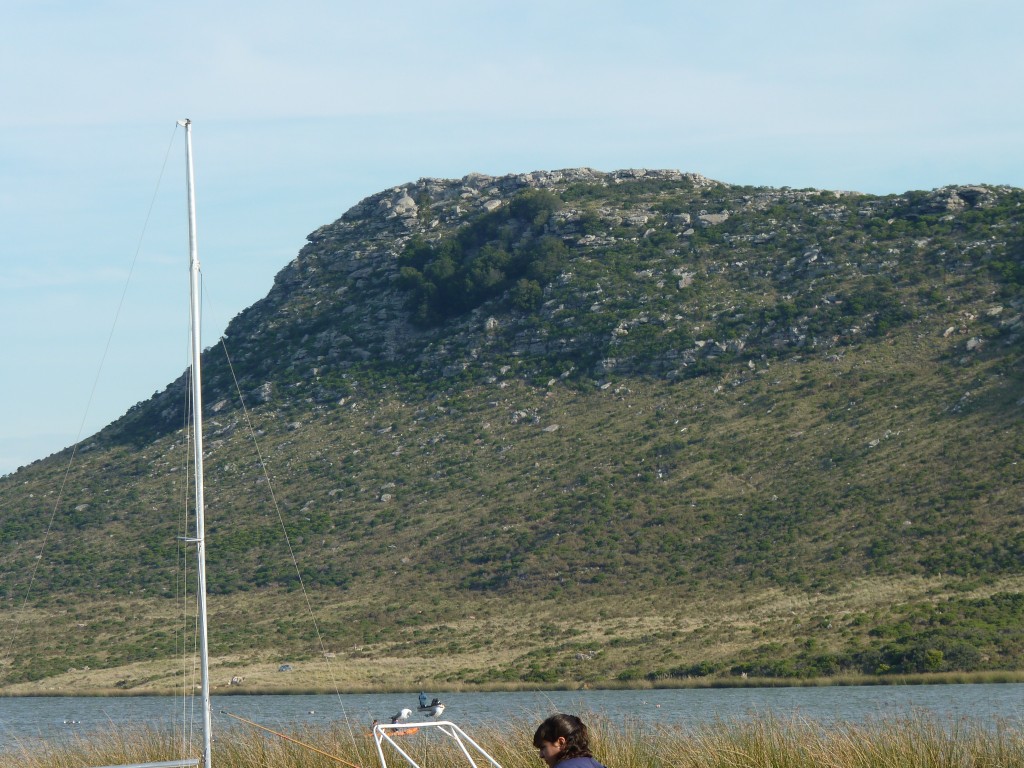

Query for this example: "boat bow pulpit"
[373,721,503,768]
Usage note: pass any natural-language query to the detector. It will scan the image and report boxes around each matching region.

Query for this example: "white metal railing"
[372,721,502,768]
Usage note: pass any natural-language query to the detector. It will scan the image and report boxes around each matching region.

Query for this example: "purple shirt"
[556,758,606,768]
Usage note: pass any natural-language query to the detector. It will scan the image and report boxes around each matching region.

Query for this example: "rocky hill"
[1,169,1022,692]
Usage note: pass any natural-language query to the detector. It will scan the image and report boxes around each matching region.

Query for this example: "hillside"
[1,169,1022,693]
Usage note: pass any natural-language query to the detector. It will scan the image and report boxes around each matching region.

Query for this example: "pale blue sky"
[2,0,1022,475]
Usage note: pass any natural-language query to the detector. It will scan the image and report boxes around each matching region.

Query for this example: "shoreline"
[3,670,1023,698]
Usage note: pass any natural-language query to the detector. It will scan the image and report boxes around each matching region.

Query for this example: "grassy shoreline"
[3,669,1023,697]
[7,578,1023,698]
[4,713,1023,768]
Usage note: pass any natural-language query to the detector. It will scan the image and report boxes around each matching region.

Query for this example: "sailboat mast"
[181,118,213,768]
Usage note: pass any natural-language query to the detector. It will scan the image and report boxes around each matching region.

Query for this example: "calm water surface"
[1,685,1022,751]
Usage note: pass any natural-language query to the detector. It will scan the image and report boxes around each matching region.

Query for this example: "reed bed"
[4,714,1023,768]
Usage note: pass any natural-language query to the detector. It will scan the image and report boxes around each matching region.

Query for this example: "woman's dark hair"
[533,714,592,759]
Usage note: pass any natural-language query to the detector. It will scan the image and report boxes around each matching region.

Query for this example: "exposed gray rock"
[699,212,730,226]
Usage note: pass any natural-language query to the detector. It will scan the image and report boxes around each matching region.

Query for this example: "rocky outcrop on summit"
[233,169,723,382]
[109,168,1022,440]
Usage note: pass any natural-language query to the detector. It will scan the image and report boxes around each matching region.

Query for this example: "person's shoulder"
[557,757,606,768]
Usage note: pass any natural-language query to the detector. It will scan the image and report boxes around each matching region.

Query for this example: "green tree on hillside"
[398,189,563,325]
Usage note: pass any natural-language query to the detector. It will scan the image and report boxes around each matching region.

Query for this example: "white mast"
[180,118,213,768]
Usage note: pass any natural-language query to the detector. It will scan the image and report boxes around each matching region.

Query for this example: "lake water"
[1,684,1022,751]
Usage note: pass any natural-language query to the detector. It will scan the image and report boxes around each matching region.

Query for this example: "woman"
[533,714,606,768]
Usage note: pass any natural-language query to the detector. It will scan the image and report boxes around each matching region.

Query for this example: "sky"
[1,0,1022,476]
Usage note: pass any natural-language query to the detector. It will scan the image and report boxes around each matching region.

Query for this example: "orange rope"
[222,711,363,768]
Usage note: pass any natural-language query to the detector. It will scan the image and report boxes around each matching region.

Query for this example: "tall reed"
[4,714,1023,768]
